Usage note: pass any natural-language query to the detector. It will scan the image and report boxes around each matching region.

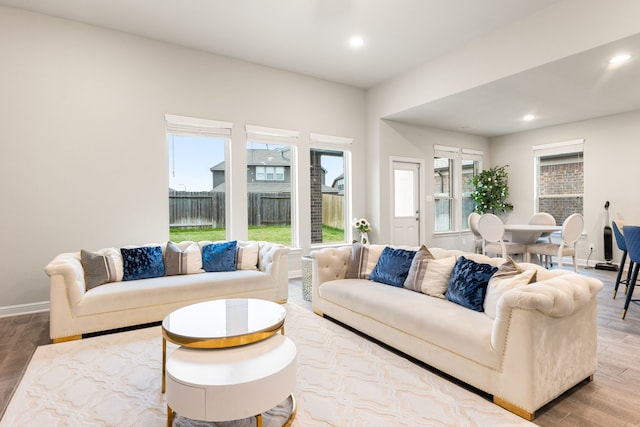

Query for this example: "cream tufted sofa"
[45,240,289,342]
[311,246,603,420]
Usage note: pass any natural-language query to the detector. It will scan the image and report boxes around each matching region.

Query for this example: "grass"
[169,225,345,246]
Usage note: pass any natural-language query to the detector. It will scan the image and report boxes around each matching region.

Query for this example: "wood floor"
[1,268,639,425]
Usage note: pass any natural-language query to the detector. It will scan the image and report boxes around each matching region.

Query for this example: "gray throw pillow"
[403,244,435,292]
[81,249,117,289]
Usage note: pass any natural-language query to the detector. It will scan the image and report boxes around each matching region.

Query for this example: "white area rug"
[1,303,532,426]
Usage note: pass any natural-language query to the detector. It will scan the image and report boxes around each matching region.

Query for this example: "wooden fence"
[170,191,344,229]
[322,194,344,229]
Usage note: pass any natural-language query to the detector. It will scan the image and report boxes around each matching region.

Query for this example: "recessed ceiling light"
[609,54,631,64]
[523,114,535,121]
[349,36,364,48]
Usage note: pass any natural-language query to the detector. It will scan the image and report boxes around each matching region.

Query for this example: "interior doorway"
[391,159,423,246]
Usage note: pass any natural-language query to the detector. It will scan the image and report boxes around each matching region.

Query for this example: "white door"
[392,161,420,246]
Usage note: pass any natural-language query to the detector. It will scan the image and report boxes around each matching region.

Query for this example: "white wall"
[366,0,640,243]
[377,120,489,249]
[490,109,640,265]
[0,7,365,310]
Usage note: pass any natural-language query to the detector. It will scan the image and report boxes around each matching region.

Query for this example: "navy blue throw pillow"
[446,256,498,311]
[202,241,238,272]
[369,247,416,287]
[121,246,165,281]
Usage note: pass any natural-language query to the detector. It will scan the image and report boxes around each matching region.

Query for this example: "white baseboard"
[289,269,302,279]
[0,301,49,318]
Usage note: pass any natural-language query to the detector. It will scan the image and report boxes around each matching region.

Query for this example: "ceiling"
[2,0,639,137]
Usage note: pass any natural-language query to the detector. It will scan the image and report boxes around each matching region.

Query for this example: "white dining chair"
[478,214,526,259]
[468,212,483,254]
[528,212,556,266]
[526,213,583,272]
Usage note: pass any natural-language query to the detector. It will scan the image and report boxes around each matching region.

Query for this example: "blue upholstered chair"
[621,225,640,319]
[612,220,634,299]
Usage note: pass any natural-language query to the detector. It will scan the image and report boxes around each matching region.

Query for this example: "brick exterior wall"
[538,160,583,223]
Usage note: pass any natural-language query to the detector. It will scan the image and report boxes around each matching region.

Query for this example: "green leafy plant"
[471,165,514,215]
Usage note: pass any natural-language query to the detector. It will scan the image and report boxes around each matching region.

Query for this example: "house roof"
[211,148,290,171]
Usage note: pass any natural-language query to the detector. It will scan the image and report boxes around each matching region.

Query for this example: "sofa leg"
[53,334,82,344]
[313,308,324,317]
[493,396,535,421]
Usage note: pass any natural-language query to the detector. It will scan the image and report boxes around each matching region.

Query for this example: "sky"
[168,135,344,191]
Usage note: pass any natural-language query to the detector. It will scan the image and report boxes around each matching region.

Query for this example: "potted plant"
[471,165,514,215]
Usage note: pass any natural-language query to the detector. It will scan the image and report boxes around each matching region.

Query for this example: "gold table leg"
[256,413,263,427]
[162,337,167,393]
[167,404,173,427]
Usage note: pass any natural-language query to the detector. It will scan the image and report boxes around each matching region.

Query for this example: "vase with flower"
[353,218,372,245]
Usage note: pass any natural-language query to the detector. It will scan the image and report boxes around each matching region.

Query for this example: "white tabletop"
[504,224,561,232]
[504,224,561,245]
[162,298,286,348]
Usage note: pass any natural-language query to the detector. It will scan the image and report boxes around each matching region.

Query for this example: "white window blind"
[246,125,299,145]
[165,114,232,138]
[532,139,584,157]
[309,133,353,151]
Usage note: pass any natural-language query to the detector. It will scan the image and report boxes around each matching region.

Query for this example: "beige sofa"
[45,240,289,342]
[311,245,603,420]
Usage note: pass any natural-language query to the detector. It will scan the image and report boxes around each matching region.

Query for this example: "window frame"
[165,114,232,239]
[309,133,353,247]
[433,145,483,234]
[533,139,584,224]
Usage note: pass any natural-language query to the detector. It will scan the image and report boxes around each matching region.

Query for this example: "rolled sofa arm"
[257,241,290,301]
[491,272,603,352]
[499,274,603,317]
[310,246,351,303]
[44,252,86,308]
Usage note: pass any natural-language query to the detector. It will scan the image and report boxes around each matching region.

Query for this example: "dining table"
[504,224,562,245]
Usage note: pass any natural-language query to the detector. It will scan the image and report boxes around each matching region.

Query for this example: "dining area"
[469,211,581,271]
[470,212,640,320]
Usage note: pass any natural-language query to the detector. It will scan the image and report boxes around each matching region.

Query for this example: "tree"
[471,165,514,215]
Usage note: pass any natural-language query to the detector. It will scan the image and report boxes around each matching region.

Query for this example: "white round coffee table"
[161,298,287,392]
[166,333,297,426]
[162,299,295,426]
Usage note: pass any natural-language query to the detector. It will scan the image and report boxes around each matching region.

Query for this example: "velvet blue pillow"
[446,256,498,311]
[369,247,416,287]
[202,241,238,272]
[121,246,165,281]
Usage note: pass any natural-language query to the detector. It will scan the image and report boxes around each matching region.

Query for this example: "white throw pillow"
[484,258,537,319]
[237,242,259,270]
[421,256,457,298]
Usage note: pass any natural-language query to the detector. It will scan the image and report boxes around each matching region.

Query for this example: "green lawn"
[170,225,345,246]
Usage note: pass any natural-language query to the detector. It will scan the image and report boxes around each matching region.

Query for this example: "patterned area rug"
[1,303,532,426]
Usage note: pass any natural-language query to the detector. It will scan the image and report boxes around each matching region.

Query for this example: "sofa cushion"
[403,245,435,292]
[76,270,274,317]
[236,242,259,270]
[421,256,457,298]
[484,257,537,319]
[121,246,165,281]
[164,242,203,276]
[81,249,118,289]
[446,256,498,312]
[318,278,500,369]
[369,247,416,287]
[202,241,237,272]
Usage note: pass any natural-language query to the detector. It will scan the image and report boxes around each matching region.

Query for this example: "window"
[434,155,454,232]
[434,146,482,233]
[534,140,584,224]
[309,133,352,245]
[461,151,482,230]
[255,166,285,181]
[246,125,298,246]
[165,114,231,241]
